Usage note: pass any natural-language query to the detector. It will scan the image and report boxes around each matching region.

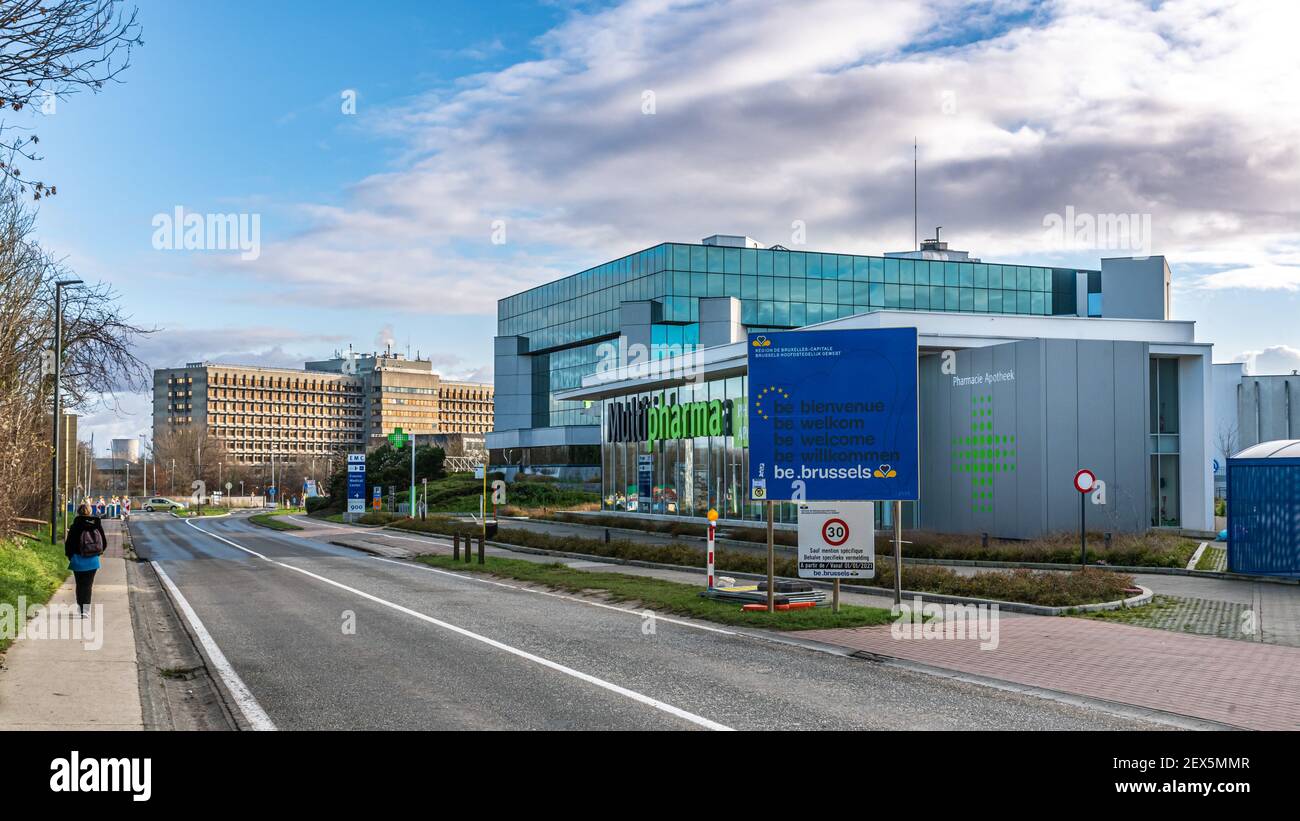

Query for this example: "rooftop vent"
[701,234,764,249]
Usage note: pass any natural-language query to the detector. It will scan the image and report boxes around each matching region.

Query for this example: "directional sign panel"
[797,501,875,579]
[748,327,919,501]
[347,453,366,514]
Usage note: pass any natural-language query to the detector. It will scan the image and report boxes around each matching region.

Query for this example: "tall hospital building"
[154,350,493,464]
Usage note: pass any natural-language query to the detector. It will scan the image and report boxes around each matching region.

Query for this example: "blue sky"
[18,0,1300,444]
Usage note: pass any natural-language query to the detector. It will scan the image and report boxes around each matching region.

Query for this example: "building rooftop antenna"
[913,138,918,252]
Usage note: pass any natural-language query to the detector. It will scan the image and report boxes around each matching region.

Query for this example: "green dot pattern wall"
[952,393,1018,514]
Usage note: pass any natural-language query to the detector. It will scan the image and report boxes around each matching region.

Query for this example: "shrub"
[305,496,337,515]
[384,519,1132,606]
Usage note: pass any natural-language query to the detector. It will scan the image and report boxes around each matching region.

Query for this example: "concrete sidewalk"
[0,519,143,730]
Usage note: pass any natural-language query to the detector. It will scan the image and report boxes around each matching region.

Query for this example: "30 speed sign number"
[821,518,850,546]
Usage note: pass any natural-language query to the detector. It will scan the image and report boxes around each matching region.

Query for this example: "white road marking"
[281,516,737,636]
[183,518,733,731]
[150,560,276,731]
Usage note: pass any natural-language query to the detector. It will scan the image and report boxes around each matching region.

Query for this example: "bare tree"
[1216,422,1240,463]
[0,0,142,197]
[0,182,149,533]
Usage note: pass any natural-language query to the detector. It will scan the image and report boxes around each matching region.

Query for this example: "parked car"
[143,497,187,512]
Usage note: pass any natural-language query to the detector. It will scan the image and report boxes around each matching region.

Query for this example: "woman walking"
[64,504,108,617]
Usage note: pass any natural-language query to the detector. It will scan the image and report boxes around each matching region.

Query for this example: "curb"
[369,524,1148,616]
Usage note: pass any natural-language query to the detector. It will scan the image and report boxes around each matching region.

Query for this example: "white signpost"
[797,502,875,611]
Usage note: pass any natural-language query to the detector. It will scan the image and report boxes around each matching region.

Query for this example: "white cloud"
[224,0,1300,313]
[1232,345,1300,376]
[1192,265,1300,292]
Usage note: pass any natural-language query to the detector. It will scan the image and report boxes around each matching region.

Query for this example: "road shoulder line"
[150,560,276,731]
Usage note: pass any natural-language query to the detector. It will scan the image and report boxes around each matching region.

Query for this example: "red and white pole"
[706,508,718,589]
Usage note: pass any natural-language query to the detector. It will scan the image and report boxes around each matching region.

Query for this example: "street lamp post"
[50,278,83,542]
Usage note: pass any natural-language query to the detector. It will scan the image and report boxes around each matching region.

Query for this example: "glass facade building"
[496,240,1100,452]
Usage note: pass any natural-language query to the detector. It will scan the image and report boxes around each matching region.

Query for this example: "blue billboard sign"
[747,327,919,502]
[347,453,366,514]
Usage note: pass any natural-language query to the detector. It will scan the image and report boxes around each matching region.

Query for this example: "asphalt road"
[130,512,1167,730]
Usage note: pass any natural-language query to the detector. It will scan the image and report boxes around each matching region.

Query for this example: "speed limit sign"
[821,518,850,546]
[797,502,874,579]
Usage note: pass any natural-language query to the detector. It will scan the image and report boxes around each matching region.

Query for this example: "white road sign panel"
[796,501,875,579]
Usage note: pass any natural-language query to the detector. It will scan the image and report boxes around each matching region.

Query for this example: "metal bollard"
[1104,532,1112,550]
[477,534,485,564]
[453,533,460,561]
[604,528,610,544]
[982,532,989,550]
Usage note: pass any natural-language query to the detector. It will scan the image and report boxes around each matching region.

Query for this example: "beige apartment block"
[154,350,494,465]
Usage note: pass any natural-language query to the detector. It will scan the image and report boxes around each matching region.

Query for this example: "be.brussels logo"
[873,464,898,478]
[751,335,772,347]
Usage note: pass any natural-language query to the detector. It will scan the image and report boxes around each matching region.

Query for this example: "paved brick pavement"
[800,616,1300,730]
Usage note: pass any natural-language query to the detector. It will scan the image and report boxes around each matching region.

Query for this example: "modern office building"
[154,350,493,466]
[1211,363,1300,497]
[491,234,1214,536]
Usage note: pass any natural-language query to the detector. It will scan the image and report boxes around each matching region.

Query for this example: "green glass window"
[837,255,854,279]
[723,248,740,274]
[899,259,915,285]
[789,252,806,278]
[869,257,885,283]
[807,254,823,279]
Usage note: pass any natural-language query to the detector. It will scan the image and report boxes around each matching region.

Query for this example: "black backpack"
[78,526,104,558]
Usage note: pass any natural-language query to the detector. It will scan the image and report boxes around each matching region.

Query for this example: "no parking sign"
[796,502,875,579]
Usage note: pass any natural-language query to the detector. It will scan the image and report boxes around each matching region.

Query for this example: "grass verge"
[1195,544,1226,572]
[0,526,71,654]
[415,553,894,630]
[249,512,303,531]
